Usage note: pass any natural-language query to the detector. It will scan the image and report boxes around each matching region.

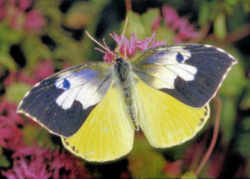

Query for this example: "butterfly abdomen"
[114,58,139,130]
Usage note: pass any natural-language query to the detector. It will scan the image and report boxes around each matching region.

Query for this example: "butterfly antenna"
[85,31,115,56]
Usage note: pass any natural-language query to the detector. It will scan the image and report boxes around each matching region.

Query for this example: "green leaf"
[181,171,197,179]
[0,54,17,70]
[22,123,56,149]
[5,82,31,104]
[235,117,250,158]
[220,96,237,143]
[0,155,10,168]
[220,60,247,97]
[141,8,160,35]
[155,27,175,45]
[214,13,227,39]
[198,1,210,26]
[239,85,250,110]
[64,2,95,29]
[0,147,10,168]
[0,23,23,44]
[126,11,147,39]
[128,134,166,178]
[22,36,52,69]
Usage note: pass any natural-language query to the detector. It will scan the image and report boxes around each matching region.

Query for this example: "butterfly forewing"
[132,44,237,107]
[17,62,113,137]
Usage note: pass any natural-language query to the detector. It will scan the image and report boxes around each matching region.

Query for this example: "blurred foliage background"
[0,0,249,178]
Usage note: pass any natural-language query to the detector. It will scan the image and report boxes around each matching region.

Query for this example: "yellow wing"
[133,78,210,148]
[62,83,135,162]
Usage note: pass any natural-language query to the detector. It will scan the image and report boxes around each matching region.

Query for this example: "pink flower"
[3,145,89,179]
[102,33,166,62]
[18,72,36,85]
[0,0,45,32]
[19,0,32,11]
[153,5,198,42]
[3,72,16,87]
[0,0,5,6]
[163,160,183,177]
[9,10,24,30]
[32,60,54,82]
[4,60,53,87]
[162,6,179,26]
[0,100,24,150]
[25,10,45,32]
[0,6,6,20]
[152,15,162,31]
[103,50,115,63]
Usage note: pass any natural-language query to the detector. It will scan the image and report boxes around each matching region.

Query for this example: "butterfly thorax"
[114,58,139,130]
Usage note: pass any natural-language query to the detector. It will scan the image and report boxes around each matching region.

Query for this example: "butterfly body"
[17,44,236,162]
[114,58,140,129]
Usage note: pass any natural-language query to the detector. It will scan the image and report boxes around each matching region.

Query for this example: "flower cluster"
[2,145,89,178]
[0,99,24,150]
[4,60,54,87]
[152,5,198,42]
[102,33,166,63]
[0,0,45,32]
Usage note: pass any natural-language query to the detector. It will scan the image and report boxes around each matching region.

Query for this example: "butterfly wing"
[132,78,209,148]
[62,83,135,162]
[132,44,237,107]
[17,63,113,137]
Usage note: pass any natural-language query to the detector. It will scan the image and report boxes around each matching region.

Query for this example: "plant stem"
[195,97,222,176]
[125,0,132,12]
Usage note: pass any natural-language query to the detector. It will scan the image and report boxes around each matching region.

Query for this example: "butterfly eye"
[176,52,184,63]
[63,79,70,89]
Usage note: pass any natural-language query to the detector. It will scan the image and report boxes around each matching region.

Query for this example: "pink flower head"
[3,145,89,178]
[3,71,17,87]
[0,6,6,20]
[0,100,24,150]
[101,33,166,63]
[152,5,198,42]
[163,160,183,177]
[19,0,32,11]
[25,10,45,32]
[0,0,5,6]
[33,60,54,82]
[152,15,162,31]
[162,6,179,26]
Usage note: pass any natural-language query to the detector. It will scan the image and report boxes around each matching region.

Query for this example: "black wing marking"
[132,44,237,107]
[17,62,113,137]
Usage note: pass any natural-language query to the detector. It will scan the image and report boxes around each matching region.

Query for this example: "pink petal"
[25,10,45,32]
[162,6,179,26]
[19,0,32,11]
[103,51,115,63]
[33,60,54,82]
[0,7,7,20]
[152,15,162,31]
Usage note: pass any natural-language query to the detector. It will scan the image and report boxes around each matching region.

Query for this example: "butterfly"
[17,43,237,162]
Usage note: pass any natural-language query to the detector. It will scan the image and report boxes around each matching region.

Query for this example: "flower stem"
[195,96,222,176]
[125,0,132,12]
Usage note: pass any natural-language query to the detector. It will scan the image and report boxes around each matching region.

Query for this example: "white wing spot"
[152,47,197,89]
[54,72,102,110]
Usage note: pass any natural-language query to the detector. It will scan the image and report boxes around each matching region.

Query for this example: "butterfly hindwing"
[17,63,112,137]
[62,82,135,162]
[132,44,237,107]
[133,78,209,148]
